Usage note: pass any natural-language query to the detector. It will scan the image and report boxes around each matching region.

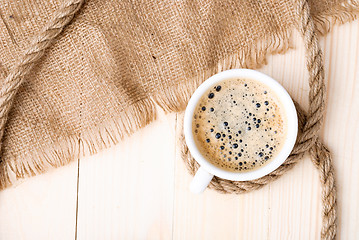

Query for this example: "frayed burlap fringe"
[153,28,294,114]
[313,0,359,35]
[0,0,358,239]
[0,98,157,189]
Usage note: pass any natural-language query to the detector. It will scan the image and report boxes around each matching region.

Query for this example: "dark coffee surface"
[192,78,287,172]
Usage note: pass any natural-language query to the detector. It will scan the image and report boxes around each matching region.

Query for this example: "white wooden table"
[0,20,358,240]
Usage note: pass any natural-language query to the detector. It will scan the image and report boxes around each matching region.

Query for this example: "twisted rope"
[297,1,337,239]
[0,0,85,158]
[310,140,337,239]
[181,0,337,239]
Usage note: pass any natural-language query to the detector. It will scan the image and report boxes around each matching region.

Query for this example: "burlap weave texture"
[0,0,357,189]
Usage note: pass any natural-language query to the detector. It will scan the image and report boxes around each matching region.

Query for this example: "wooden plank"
[172,113,269,240]
[0,161,78,240]
[75,109,176,240]
[261,31,322,240]
[321,20,359,240]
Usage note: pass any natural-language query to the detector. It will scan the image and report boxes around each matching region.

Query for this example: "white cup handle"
[189,167,214,194]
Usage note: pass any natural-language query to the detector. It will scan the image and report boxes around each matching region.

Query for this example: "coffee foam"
[192,78,287,172]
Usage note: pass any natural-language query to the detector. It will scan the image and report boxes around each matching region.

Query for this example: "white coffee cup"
[184,69,298,194]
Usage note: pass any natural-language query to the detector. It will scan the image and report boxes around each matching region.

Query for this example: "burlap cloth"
[0,0,358,239]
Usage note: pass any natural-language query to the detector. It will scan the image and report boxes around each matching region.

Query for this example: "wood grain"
[0,161,78,240]
[0,20,358,240]
[76,110,176,240]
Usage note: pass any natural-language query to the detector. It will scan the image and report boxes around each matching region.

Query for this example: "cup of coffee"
[184,69,298,193]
